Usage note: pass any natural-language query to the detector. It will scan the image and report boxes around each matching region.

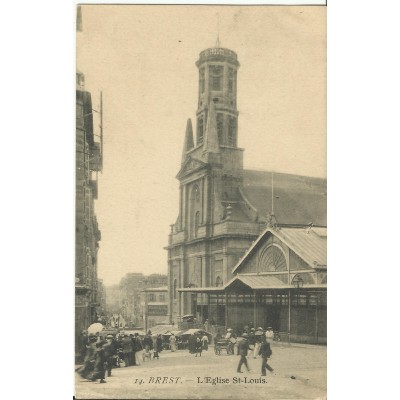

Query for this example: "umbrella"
[87,322,104,335]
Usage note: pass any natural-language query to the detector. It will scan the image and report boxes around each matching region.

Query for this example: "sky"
[77,5,326,286]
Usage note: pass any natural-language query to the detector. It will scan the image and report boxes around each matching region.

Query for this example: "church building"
[166,46,326,343]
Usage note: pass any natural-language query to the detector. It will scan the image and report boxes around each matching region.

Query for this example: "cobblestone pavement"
[75,343,326,400]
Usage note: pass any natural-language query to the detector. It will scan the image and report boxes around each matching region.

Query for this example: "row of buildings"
[75,70,105,352]
[105,273,168,331]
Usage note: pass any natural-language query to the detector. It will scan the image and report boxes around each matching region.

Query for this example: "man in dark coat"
[248,328,256,354]
[134,333,143,365]
[143,331,154,350]
[259,336,274,376]
[103,334,116,377]
[78,334,97,380]
[122,334,133,367]
[155,334,163,358]
[237,333,251,373]
[79,331,89,363]
[188,333,196,354]
[195,336,202,357]
[91,341,107,383]
[129,334,137,366]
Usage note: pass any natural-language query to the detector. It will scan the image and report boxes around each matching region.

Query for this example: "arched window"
[259,244,288,273]
[197,117,204,145]
[190,185,201,239]
[209,65,223,91]
[217,113,223,144]
[173,279,177,300]
[199,68,205,93]
[194,211,200,238]
[228,117,236,146]
[215,276,223,287]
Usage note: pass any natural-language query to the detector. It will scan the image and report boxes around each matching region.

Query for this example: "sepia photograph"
[75,3,327,399]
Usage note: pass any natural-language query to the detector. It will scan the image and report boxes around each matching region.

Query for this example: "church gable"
[176,156,207,179]
[232,228,325,275]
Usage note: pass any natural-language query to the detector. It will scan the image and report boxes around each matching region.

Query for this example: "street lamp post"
[290,275,304,344]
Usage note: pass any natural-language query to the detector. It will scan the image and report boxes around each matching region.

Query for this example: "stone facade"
[166,46,326,327]
[117,273,168,328]
[140,287,169,332]
[75,71,102,355]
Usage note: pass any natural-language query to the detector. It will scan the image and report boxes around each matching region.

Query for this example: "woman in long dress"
[169,333,177,352]
[201,334,209,351]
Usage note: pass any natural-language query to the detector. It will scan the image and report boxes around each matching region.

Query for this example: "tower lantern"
[195,47,240,148]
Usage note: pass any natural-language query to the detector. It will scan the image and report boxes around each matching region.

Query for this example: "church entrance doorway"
[264,306,281,331]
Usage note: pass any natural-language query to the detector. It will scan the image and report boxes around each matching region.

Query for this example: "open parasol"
[87,322,104,335]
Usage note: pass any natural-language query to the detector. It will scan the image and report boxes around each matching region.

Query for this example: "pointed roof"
[181,118,194,164]
[232,226,327,274]
[242,169,327,226]
[203,101,220,154]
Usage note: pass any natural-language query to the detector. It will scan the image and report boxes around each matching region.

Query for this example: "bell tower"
[195,47,240,148]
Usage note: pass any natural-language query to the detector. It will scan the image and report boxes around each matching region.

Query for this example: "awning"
[178,287,224,293]
[224,275,327,291]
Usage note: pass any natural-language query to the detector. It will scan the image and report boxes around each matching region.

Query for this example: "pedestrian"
[103,334,116,377]
[248,328,256,354]
[195,336,202,357]
[152,335,159,359]
[259,336,274,377]
[169,333,177,352]
[201,333,209,351]
[129,334,137,366]
[156,334,163,357]
[134,333,143,365]
[122,334,133,367]
[143,330,154,360]
[265,326,274,344]
[236,333,251,373]
[79,330,89,363]
[214,330,222,355]
[77,334,97,380]
[204,319,209,332]
[253,327,263,359]
[188,333,196,354]
[90,341,107,383]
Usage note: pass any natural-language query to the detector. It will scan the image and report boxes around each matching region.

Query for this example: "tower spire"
[215,13,221,47]
[181,118,194,164]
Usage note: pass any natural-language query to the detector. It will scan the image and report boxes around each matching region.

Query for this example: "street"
[75,342,326,400]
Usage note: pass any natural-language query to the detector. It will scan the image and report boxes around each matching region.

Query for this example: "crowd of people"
[77,330,164,384]
[213,325,275,376]
[76,324,275,382]
[187,332,209,357]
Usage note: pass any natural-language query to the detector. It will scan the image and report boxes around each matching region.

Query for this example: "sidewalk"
[75,344,326,399]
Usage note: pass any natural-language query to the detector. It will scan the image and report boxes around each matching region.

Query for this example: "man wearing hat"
[253,327,263,359]
[103,334,116,377]
[248,328,256,354]
[265,327,274,344]
[122,334,134,367]
[259,335,274,377]
[236,333,251,373]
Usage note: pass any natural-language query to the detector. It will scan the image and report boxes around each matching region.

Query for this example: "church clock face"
[259,245,288,272]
